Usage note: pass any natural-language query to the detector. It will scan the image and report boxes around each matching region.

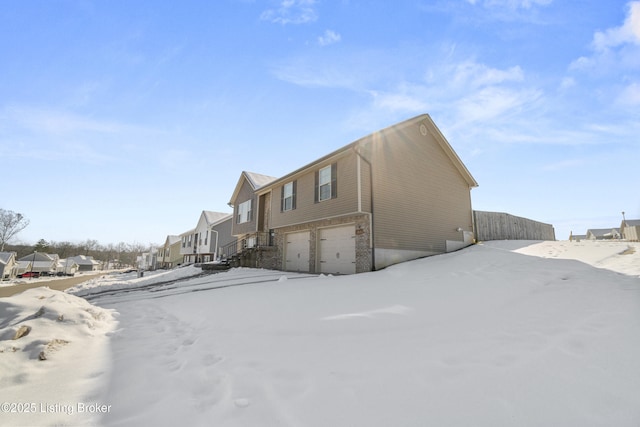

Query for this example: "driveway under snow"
[1,240,639,426]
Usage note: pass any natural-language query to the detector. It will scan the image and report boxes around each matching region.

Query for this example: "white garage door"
[285,231,310,272]
[318,225,356,275]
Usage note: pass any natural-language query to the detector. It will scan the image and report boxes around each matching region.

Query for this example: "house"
[586,228,621,240]
[18,252,59,275]
[137,249,158,271]
[15,260,33,276]
[69,255,102,271]
[228,114,478,274]
[179,228,197,265]
[621,219,640,241]
[57,258,79,276]
[225,172,278,262]
[0,252,18,280]
[158,235,182,269]
[193,211,234,263]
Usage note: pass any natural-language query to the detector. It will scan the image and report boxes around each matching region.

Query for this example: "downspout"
[352,145,376,271]
[209,227,219,261]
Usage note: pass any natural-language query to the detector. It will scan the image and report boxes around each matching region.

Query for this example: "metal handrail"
[220,231,274,260]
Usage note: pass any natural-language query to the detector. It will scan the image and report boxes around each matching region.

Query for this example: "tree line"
[4,239,153,268]
[1,208,153,268]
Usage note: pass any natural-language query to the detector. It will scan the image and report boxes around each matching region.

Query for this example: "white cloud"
[616,82,640,105]
[559,76,576,90]
[318,30,341,46]
[2,106,123,134]
[592,1,640,51]
[448,61,524,89]
[571,1,640,72]
[455,86,542,124]
[260,0,318,25]
[273,49,544,139]
[486,0,552,8]
[369,90,429,113]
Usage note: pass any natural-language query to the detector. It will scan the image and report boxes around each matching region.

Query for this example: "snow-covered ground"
[0,271,110,288]
[1,240,639,426]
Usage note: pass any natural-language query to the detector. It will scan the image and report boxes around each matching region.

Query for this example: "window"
[316,163,337,202]
[281,181,296,211]
[237,199,252,223]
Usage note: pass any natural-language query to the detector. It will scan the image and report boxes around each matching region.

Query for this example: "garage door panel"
[319,225,356,275]
[285,231,310,272]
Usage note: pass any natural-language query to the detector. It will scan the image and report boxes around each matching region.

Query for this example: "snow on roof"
[166,235,181,245]
[202,211,232,226]
[244,171,278,190]
[18,252,56,262]
[587,228,620,236]
[0,252,16,264]
[228,171,278,206]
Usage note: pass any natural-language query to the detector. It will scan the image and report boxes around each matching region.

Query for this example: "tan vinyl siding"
[371,119,474,253]
[269,152,370,228]
[232,179,258,236]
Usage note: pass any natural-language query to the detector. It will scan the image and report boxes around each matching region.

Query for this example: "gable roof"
[58,259,79,267]
[228,171,278,206]
[586,228,620,237]
[70,255,100,266]
[0,252,16,264]
[180,228,195,237]
[257,114,478,192]
[18,252,56,262]
[202,211,232,227]
[623,219,640,227]
[165,235,181,245]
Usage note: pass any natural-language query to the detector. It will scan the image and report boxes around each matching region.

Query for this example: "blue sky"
[2,0,639,246]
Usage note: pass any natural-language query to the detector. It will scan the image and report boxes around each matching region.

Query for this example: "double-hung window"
[316,163,337,202]
[282,181,296,211]
[237,200,252,224]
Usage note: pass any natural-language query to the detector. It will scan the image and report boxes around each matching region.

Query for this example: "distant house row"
[147,114,480,275]
[0,252,102,281]
[571,219,640,241]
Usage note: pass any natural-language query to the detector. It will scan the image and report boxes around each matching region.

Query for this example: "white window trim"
[319,165,332,201]
[237,200,252,224]
[283,182,294,211]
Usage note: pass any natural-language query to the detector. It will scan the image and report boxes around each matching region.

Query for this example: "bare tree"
[0,209,30,251]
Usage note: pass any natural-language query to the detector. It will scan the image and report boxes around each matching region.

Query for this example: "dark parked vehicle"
[18,271,40,278]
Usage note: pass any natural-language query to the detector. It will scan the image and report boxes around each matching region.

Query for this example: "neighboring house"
[225,171,278,262]
[569,233,587,241]
[180,228,197,264]
[18,252,59,275]
[586,228,621,240]
[0,252,18,280]
[70,255,102,271]
[57,259,79,276]
[621,219,640,241]
[228,114,478,274]
[16,260,33,276]
[193,211,234,263]
[158,235,182,269]
[137,249,158,271]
